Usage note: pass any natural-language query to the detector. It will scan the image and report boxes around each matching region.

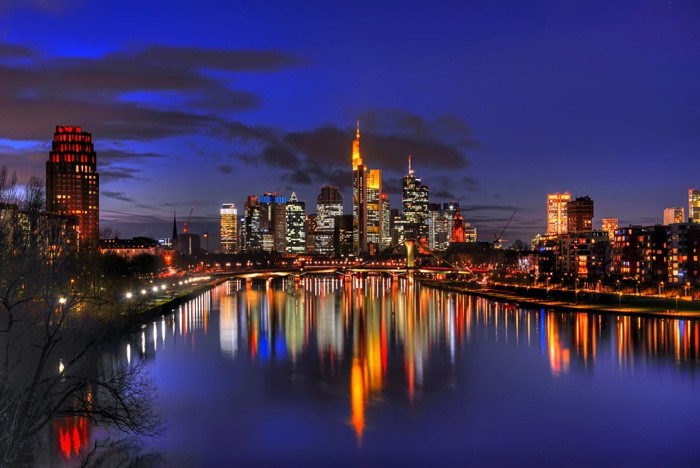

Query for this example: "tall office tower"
[286,192,306,254]
[334,214,354,257]
[315,186,343,255]
[259,192,287,252]
[306,214,317,253]
[366,168,383,250]
[546,192,571,235]
[450,207,465,243]
[220,203,238,253]
[429,203,449,250]
[663,207,685,225]
[402,155,430,241]
[567,196,594,233]
[442,202,459,243]
[46,125,99,249]
[380,193,392,250]
[601,218,619,239]
[689,189,700,223]
[243,195,262,252]
[352,121,368,253]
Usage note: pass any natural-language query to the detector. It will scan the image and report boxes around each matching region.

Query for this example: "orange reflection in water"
[546,313,570,376]
[54,416,89,461]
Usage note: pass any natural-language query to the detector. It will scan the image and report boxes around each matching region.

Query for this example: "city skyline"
[0,1,698,244]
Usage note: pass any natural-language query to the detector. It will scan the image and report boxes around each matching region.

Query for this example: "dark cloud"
[0,43,36,59]
[102,191,134,202]
[0,42,303,142]
[461,204,521,212]
[100,168,137,183]
[433,190,457,199]
[99,149,165,165]
[461,175,480,192]
[261,145,299,169]
[219,165,233,174]
[282,169,312,185]
[129,46,305,72]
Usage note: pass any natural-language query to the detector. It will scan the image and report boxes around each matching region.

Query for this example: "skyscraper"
[285,192,306,253]
[46,125,99,248]
[689,189,700,223]
[380,193,391,250]
[315,186,343,255]
[402,155,430,241]
[220,203,238,253]
[260,192,287,252]
[352,121,368,253]
[366,168,383,251]
[450,207,465,243]
[601,218,619,239]
[567,196,594,233]
[546,192,571,235]
[663,207,685,225]
[242,195,261,252]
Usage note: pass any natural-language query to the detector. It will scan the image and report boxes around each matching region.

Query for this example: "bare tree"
[0,166,160,465]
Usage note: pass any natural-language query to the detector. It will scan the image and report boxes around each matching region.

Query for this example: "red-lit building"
[46,126,100,249]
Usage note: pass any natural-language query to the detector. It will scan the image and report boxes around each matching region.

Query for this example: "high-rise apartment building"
[220,203,238,253]
[663,207,685,225]
[352,121,368,253]
[315,186,343,255]
[567,196,594,233]
[546,192,571,235]
[285,192,306,254]
[689,189,700,223]
[46,125,99,248]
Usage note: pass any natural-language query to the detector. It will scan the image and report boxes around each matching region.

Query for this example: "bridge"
[213,239,479,284]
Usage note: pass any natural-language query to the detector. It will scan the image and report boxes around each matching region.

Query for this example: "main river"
[61,277,700,465]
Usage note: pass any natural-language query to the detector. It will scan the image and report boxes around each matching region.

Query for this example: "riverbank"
[118,277,228,330]
[420,279,700,319]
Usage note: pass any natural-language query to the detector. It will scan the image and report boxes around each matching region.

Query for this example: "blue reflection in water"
[127,278,700,465]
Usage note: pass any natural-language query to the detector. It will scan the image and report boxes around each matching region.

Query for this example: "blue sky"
[0,0,698,246]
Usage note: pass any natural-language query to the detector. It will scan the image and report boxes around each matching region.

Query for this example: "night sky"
[1,0,698,246]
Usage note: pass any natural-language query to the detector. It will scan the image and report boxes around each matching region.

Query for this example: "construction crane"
[493,211,516,248]
[183,205,195,233]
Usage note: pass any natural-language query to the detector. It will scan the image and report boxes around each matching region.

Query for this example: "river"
[56,277,700,465]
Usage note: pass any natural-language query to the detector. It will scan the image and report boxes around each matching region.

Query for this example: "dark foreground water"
[60,277,700,465]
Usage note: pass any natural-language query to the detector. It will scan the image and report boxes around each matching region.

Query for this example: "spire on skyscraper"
[408,154,414,176]
[352,120,363,170]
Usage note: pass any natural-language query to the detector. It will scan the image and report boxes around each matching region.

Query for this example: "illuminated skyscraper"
[46,125,99,249]
[546,192,571,235]
[352,121,368,253]
[567,196,594,233]
[381,193,391,250]
[260,192,287,252]
[242,195,261,252]
[663,207,685,225]
[601,218,619,239]
[315,186,343,255]
[285,192,306,253]
[450,207,465,243]
[689,189,700,223]
[402,155,430,241]
[366,168,383,251]
[220,203,238,253]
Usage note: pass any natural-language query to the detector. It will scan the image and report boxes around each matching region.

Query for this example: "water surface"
[129,278,700,465]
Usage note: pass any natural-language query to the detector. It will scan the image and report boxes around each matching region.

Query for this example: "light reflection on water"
[106,277,700,464]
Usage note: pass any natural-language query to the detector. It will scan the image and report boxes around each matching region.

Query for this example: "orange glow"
[350,357,365,442]
[546,313,570,376]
